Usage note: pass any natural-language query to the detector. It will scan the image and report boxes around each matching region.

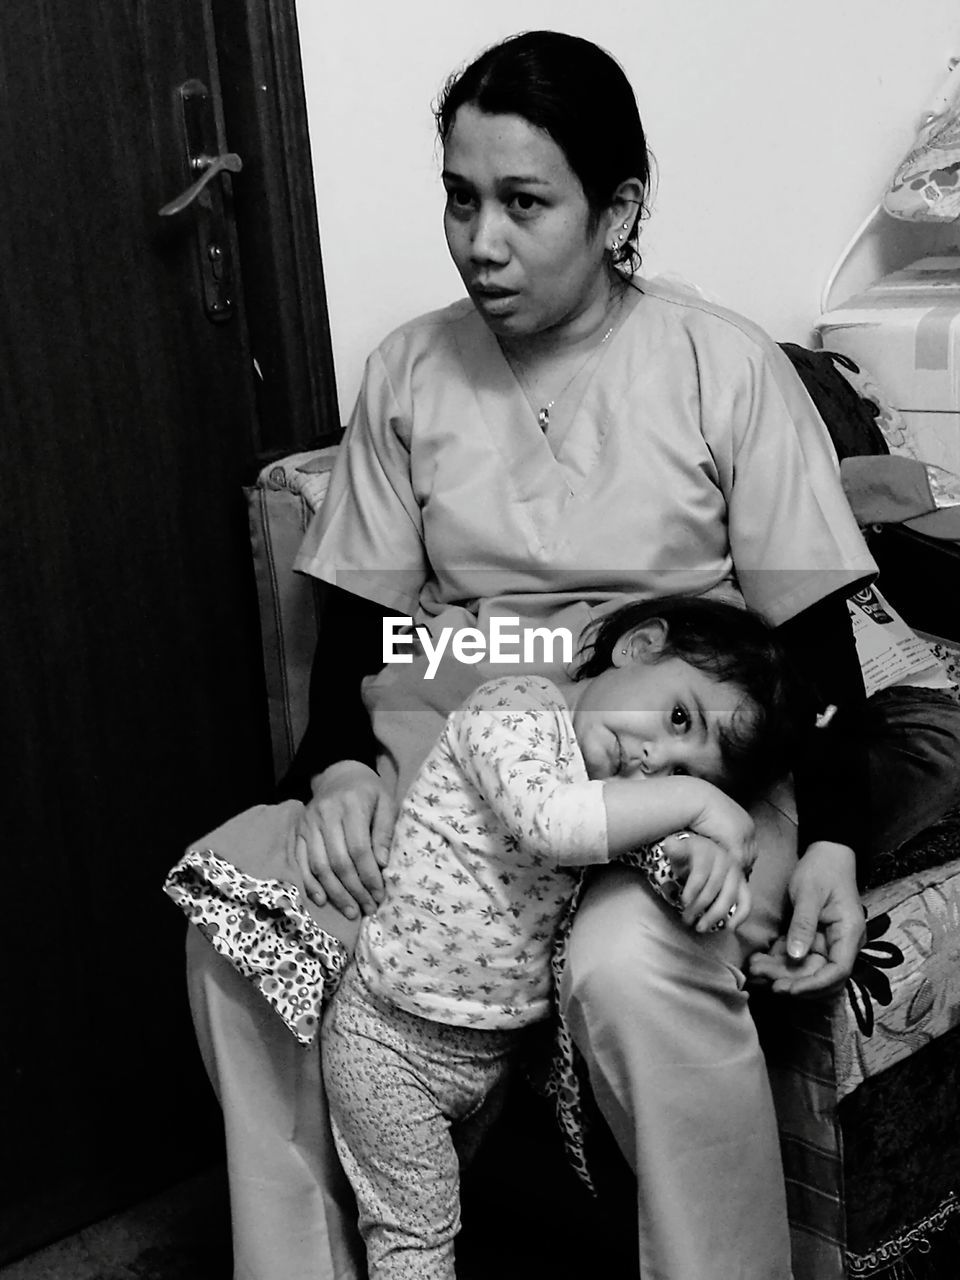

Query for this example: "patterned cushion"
[758,803,960,1279]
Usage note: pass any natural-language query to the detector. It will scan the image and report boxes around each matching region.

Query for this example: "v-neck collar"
[448,289,642,550]
[454,285,641,469]
[452,308,575,512]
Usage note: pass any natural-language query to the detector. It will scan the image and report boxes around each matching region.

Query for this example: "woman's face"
[442,105,614,342]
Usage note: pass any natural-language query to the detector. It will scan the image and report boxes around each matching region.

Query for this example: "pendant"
[537,406,550,432]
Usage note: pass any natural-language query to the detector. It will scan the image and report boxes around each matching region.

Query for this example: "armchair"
[244,422,960,1279]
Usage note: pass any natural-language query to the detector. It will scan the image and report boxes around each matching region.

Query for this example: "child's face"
[572,653,750,788]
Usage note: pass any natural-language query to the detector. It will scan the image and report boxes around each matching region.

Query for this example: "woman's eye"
[670,704,690,730]
[509,193,539,213]
[446,190,475,212]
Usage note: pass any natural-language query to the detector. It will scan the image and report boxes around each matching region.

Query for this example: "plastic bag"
[884,61,960,222]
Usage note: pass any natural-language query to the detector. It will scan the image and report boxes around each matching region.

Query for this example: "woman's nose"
[470,206,509,264]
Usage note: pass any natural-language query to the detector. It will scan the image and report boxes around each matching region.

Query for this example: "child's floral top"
[355,675,608,1029]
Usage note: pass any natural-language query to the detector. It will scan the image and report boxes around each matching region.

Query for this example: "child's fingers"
[692,869,736,933]
[679,862,712,919]
[706,879,753,935]
[682,858,728,927]
[733,880,752,927]
[694,867,744,934]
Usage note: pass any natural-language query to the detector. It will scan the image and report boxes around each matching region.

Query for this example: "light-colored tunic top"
[355,675,606,1029]
[296,279,876,796]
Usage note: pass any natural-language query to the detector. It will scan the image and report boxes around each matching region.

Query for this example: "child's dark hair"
[575,595,802,804]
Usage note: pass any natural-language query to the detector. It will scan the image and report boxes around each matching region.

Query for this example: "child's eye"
[671,765,689,776]
[670,704,691,730]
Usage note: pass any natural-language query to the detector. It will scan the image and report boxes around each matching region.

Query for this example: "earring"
[620,646,628,654]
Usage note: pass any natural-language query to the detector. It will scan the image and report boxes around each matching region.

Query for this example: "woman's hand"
[748,841,864,998]
[293,760,397,919]
[661,831,752,934]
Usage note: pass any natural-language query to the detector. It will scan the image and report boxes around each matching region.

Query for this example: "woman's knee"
[561,868,745,1034]
[563,871,661,1003]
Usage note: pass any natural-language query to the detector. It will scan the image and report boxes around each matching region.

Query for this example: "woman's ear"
[611,618,668,667]
[606,178,644,247]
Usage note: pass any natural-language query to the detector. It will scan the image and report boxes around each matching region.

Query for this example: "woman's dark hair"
[435,30,652,273]
[575,595,804,804]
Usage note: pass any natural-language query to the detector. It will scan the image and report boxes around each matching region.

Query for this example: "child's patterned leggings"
[321,962,517,1280]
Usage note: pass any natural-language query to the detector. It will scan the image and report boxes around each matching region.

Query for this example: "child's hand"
[659,831,752,933]
[686,783,756,873]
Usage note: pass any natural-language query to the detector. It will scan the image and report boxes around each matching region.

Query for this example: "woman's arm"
[275,582,398,802]
[753,590,868,996]
[277,582,405,919]
[777,590,869,857]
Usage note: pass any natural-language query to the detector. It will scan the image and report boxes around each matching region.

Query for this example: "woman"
[185,31,958,1280]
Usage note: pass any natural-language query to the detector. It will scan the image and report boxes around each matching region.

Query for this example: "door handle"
[159,152,243,218]
[160,79,240,322]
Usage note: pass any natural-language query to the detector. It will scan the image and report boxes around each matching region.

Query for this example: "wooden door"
[0,0,298,1260]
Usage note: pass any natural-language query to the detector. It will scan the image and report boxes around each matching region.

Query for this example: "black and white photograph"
[4,3,960,1278]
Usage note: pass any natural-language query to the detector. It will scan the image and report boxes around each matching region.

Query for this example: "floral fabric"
[543,845,687,1196]
[164,849,348,1045]
[761,803,960,1278]
[833,853,960,1102]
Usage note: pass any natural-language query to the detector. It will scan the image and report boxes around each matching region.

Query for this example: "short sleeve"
[705,335,876,625]
[294,347,429,614]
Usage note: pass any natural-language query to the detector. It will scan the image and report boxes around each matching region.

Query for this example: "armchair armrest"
[246,447,339,782]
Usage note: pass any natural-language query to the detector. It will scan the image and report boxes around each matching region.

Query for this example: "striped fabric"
[245,448,338,780]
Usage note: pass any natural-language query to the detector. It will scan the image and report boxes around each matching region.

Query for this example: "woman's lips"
[472,286,518,314]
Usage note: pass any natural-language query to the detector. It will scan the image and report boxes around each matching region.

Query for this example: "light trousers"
[560,789,798,1280]
[185,802,366,1280]
[185,790,796,1280]
[185,688,960,1280]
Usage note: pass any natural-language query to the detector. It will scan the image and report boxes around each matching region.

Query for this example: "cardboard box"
[815,256,960,474]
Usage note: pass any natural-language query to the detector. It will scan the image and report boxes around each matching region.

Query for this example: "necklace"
[506,293,623,433]
[535,319,617,431]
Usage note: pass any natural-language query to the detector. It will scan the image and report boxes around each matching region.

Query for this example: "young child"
[321,596,800,1280]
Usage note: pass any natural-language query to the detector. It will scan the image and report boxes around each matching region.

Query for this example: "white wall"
[296,0,960,421]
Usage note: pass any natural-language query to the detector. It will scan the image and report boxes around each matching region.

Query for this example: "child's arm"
[453,680,611,866]
[602,775,755,866]
[454,680,755,933]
